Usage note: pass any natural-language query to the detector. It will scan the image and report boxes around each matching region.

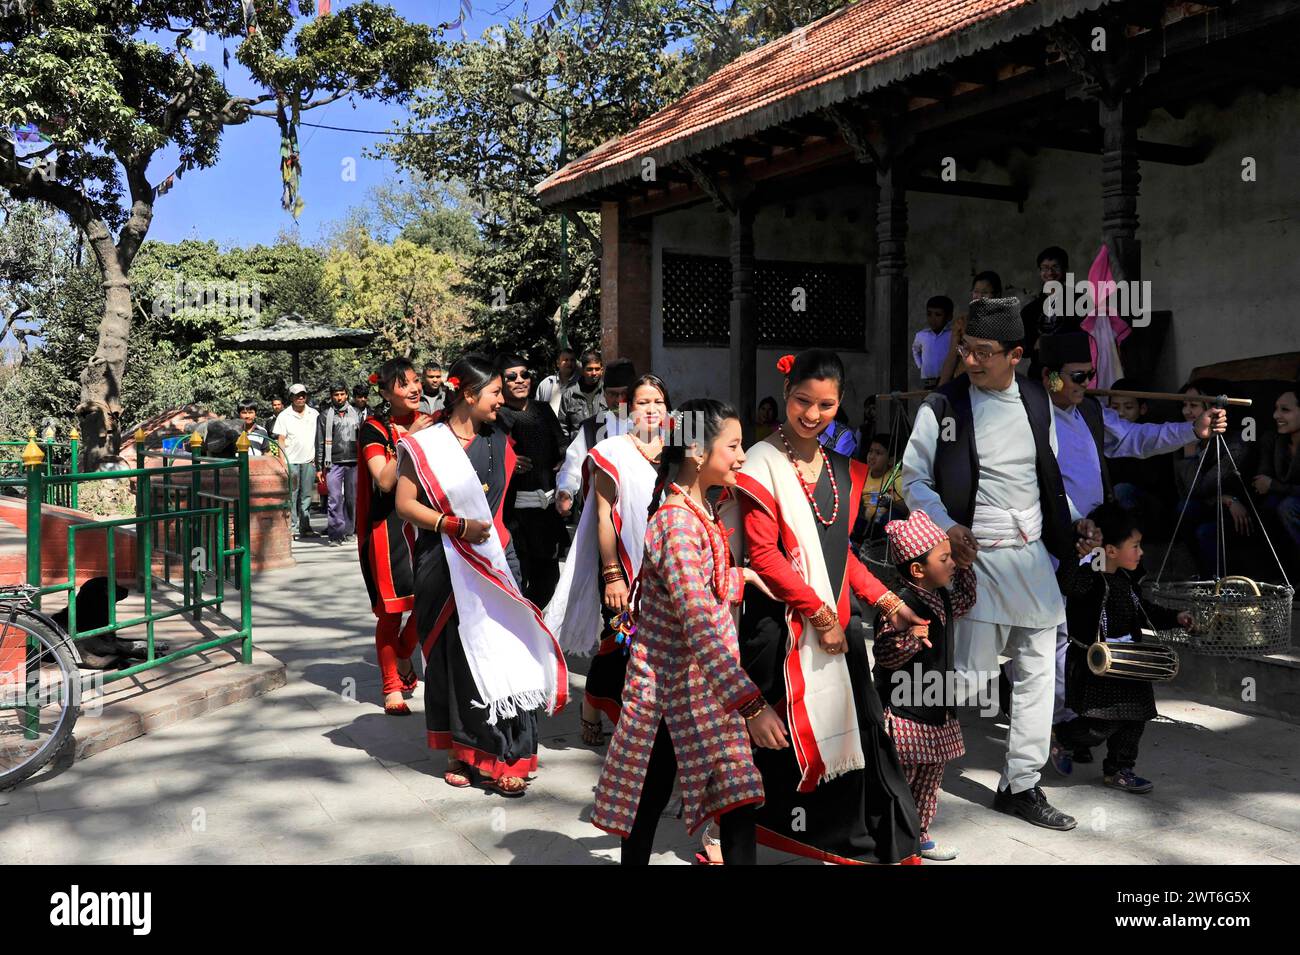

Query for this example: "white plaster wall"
[645,85,1300,406]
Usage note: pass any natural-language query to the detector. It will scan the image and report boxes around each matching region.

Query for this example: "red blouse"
[740,495,889,616]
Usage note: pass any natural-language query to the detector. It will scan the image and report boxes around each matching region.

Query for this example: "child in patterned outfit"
[591,399,788,864]
[872,510,977,861]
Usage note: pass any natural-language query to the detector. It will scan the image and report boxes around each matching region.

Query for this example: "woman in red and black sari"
[725,349,925,864]
[357,357,434,715]
[395,355,566,798]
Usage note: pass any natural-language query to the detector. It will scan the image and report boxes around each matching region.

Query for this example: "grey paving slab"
[3,536,1296,865]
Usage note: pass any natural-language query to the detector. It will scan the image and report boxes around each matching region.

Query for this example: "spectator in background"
[913,295,954,389]
[497,354,567,607]
[1173,380,1257,579]
[555,358,636,518]
[419,361,451,416]
[560,349,606,442]
[818,406,858,457]
[351,383,371,421]
[937,270,1004,386]
[754,396,779,441]
[316,381,362,547]
[266,396,284,433]
[1253,386,1300,562]
[274,383,320,540]
[536,347,577,418]
[236,399,270,456]
[851,433,907,548]
[1021,246,1073,363]
[1106,378,1172,535]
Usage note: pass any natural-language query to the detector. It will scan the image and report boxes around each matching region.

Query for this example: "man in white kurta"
[901,297,1088,831]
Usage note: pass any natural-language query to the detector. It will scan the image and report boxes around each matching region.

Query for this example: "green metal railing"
[0,427,80,509]
[22,430,254,685]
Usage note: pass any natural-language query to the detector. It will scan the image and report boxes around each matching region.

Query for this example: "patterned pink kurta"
[592,504,766,837]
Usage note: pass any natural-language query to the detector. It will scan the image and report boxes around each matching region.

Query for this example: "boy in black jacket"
[873,510,977,862]
[1055,503,1193,794]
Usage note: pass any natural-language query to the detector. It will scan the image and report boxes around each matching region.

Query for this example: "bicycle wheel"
[0,616,80,789]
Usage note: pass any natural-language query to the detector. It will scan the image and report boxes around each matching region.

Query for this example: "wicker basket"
[1141,575,1294,657]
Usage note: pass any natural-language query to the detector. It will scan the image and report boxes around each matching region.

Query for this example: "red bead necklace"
[669,483,730,601]
[777,424,840,527]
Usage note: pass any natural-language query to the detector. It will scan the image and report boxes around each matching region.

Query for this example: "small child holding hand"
[872,510,977,862]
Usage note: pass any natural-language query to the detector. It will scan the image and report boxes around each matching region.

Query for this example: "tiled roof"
[538,0,1113,205]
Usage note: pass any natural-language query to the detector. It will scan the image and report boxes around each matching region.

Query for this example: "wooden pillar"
[1100,95,1142,283]
[875,164,909,391]
[599,201,652,374]
[729,198,758,433]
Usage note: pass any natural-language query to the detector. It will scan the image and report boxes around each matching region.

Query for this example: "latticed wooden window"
[662,252,865,349]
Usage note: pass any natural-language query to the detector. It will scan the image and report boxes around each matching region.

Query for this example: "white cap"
[288,383,307,396]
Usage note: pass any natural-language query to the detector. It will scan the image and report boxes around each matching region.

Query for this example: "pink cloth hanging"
[1080,243,1130,390]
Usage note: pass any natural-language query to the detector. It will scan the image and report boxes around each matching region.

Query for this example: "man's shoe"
[993,785,1077,830]
[1048,731,1073,777]
[1072,747,1094,764]
[1103,769,1153,794]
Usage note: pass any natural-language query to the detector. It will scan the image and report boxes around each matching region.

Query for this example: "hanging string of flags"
[153,154,195,198]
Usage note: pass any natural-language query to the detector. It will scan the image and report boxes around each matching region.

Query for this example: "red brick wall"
[600,202,653,374]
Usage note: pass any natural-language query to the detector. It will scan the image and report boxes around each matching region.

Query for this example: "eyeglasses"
[956,342,1007,363]
[1065,369,1096,385]
[503,371,532,383]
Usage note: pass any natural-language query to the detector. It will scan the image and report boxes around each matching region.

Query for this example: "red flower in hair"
[367,372,379,385]
[446,376,461,391]
[776,354,795,375]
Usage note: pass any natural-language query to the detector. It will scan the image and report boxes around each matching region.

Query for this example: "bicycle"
[0,583,83,789]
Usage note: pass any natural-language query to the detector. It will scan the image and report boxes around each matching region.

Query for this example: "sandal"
[444,758,474,789]
[384,697,411,716]
[397,659,418,694]
[580,715,606,746]
[484,774,528,798]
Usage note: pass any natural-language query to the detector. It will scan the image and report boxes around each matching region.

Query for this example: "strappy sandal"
[580,715,606,746]
[397,659,418,694]
[444,758,474,789]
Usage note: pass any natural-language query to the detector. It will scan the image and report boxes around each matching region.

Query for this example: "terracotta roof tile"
[538,0,1106,203]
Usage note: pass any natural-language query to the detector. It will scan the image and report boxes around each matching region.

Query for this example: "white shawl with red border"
[721,439,865,789]
[544,434,657,655]
[398,423,566,723]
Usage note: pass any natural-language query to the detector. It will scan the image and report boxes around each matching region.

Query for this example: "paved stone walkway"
[1,539,1296,864]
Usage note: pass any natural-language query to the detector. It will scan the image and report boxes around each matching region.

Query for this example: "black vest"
[1074,397,1114,504]
[922,375,1075,569]
[873,586,955,726]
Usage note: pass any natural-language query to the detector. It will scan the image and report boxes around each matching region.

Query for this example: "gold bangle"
[434,514,444,534]
[808,603,837,631]
[875,591,903,616]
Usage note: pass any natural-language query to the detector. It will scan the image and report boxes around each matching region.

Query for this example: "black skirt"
[739,587,922,864]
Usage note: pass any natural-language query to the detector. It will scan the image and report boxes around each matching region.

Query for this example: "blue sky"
[147,0,529,249]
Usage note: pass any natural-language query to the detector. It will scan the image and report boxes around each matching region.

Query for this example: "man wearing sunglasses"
[902,297,1098,832]
[1038,332,1226,775]
[497,355,568,607]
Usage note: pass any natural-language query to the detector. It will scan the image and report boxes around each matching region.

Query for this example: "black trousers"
[507,506,564,608]
[621,721,757,866]
[1056,717,1146,775]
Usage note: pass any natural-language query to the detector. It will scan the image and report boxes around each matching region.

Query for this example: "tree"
[381,5,692,363]
[323,231,471,361]
[0,1,438,468]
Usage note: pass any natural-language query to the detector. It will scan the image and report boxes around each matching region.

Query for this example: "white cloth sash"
[971,502,1043,549]
[724,440,865,787]
[398,424,564,723]
[544,435,657,655]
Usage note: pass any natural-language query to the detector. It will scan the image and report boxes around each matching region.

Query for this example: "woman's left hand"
[886,600,926,631]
